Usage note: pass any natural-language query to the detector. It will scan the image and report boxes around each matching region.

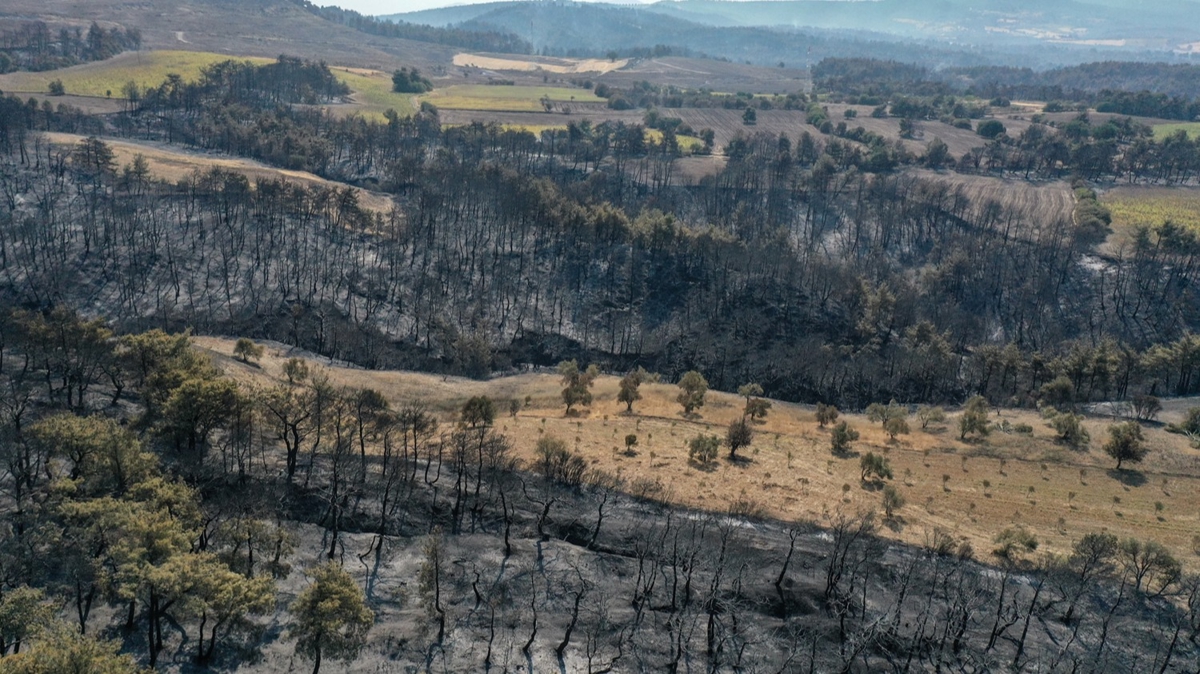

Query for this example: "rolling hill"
[0,0,455,70]
[389,0,1200,67]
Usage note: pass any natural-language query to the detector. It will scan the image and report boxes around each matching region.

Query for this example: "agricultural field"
[420,84,604,112]
[437,107,644,130]
[1101,186,1200,242]
[910,169,1075,225]
[0,50,420,119]
[43,133,396,212]
[453,52,630,74]
[326,66,417,118]
[0,50,272,98]
[1153,121,1200,139]
[197,336,1200,571]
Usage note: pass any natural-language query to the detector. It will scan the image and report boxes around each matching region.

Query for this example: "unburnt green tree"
[815,403,839,427]
[881,485,905,519]
[726,418,753,459]
[866,400,906,426]
[0,586,52,655]
[959,395,990,440]
[460,395,495,428]
[1104,421,1148,469]
[617,368,647,412]
[233,338,264,364]
[916,405,946,429]
[290,563,373,674]
[558,360,599,413]
[159,377,242,455]
[1050,411,1090,449]
[738,383,771,420]
[688,434,720,467]
[676,370,708,415]
[0,624,142,674]
[859,452,893,482]
[884,416,909,440]
[830,421,859,455]
[283,358,310,386]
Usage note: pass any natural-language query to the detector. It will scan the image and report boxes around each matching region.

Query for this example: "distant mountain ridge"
[386,0,1200,67]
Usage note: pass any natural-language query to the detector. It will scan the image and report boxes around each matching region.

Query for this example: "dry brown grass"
[910,169,1075,225]
[195,336,1200,568]
[453,53,630,75]
[44,133,395,213]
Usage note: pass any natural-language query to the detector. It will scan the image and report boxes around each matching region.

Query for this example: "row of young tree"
[1,306,1197,671]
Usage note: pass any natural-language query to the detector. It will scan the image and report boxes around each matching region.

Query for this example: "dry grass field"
[420,84,605,112]
[195,336,1200,570]
[43,133,396,212]
[910,169,1075,224]
[454,52,630,74]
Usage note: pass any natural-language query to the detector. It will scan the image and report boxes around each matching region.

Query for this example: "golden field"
[195,336,1200,569]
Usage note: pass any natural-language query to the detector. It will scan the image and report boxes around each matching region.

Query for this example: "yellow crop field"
[421,84,603,111]
[1152,122,1200,140]
[1102,187,1200,236]
[0,50,273,98]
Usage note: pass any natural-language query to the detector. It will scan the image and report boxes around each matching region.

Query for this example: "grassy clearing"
[644,129,705,153]
[1152,122,1200,140]
[421,84,603,111]
[197,336,1200,570]
[327,67,416,119]
[1102,186,1200,237]
[0,50,272,98]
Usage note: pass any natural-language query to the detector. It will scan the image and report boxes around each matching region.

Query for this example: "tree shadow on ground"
[1107,468,1148,488]
[726,454,755,468]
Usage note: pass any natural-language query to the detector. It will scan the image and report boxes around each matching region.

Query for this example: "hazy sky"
[331,0,651,15]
